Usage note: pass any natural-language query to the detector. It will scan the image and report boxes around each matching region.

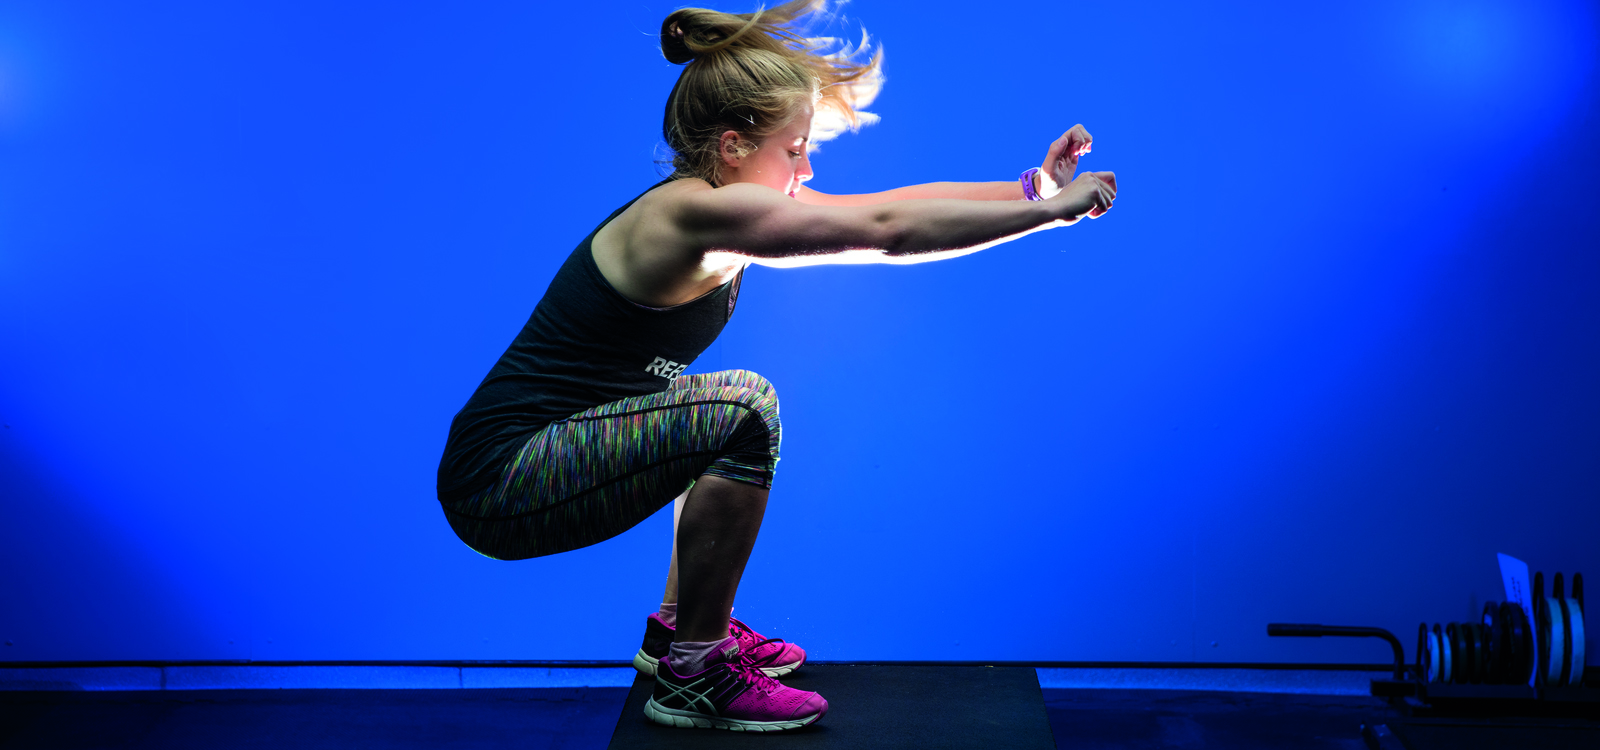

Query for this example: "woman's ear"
[719,130,755,166]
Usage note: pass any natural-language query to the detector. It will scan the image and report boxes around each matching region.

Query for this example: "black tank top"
[437,178,742,503]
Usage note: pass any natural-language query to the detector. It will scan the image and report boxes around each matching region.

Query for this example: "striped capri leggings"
[440,369,781,561]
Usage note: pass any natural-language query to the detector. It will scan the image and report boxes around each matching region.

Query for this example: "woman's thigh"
[440,370,781,561]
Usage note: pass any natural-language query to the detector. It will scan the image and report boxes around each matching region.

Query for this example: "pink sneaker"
[729,616,807,677]
[632,613,806,678]
[645,642,828,732]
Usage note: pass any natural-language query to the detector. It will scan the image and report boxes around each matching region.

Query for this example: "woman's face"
[719,104,815,197]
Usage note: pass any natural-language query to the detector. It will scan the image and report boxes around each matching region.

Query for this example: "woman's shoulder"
[617,176,708,230]
[625,176,792,258]
[593,177,731,307]
[635,176,796,233]
[640,175,796,213]
[640,175,714,211]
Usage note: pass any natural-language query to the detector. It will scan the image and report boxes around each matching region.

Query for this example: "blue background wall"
[2,0,1596,664]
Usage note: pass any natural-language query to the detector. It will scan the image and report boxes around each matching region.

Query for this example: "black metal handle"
[1266,623,1407,680]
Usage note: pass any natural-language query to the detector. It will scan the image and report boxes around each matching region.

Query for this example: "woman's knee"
[730,387,780,456]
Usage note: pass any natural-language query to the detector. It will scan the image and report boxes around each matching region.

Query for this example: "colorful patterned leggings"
[440,369,781,561]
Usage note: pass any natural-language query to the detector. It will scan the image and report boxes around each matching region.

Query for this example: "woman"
[436,0,1115,732]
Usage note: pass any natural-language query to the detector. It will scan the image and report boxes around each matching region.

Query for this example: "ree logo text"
[645,357,688,380]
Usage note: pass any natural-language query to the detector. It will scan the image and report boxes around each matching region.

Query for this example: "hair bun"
[660,18,697,65]
[659,13,716,65]
[660,6,760,66]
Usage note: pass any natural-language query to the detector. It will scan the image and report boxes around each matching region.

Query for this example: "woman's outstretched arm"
[796,126,1096,206]
[796,180,1031,205]
[678,170,1116,269]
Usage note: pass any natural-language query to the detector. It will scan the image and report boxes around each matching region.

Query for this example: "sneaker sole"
[633,648,802,678]
[633,649,656,676]
[644,697,824,732]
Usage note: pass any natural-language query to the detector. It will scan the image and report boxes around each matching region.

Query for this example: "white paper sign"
[1497,552,1537,688]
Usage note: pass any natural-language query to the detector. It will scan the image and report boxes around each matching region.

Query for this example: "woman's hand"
[1036,124,1093,200]
[1047,170,1117,225]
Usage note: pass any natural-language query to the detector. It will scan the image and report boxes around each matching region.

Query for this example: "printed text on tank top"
[630,268,740,382]
[592,240,743,383]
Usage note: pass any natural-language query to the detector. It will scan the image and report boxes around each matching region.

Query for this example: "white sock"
[668,636,738,676]
[657,602,677,628]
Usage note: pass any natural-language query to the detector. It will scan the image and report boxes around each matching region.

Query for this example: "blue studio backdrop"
[2,0,1597,664]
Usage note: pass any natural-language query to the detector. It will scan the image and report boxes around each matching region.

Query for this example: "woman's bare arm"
[795,180,1028,206]
[675,173,1114,269]
[799,124,1097,207]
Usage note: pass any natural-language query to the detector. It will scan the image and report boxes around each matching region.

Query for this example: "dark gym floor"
[3,668,1598,749]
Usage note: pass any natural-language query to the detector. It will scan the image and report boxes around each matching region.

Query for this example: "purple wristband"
[1020,167,1043,201]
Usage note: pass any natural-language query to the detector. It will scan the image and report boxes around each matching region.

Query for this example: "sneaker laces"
[728,618,789,669]
[729,647,784,695]
[728,616,761,644]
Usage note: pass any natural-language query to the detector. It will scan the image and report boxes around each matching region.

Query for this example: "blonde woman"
[436,0,1115,732]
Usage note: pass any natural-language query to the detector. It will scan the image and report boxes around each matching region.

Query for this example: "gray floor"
[4,670,1598,749]
[0,687,629,750]
[609,665,1055,749]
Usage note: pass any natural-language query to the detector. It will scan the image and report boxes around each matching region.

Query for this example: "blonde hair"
[658,0,886,186]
